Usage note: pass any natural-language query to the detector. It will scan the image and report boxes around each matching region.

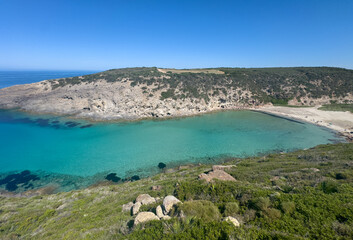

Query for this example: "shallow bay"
[0,109,345,186]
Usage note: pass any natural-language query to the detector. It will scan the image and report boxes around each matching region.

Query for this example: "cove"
[0,109,345,191]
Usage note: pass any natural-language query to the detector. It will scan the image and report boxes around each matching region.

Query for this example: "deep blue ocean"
[0,71,346,192]
[0,70,98,89]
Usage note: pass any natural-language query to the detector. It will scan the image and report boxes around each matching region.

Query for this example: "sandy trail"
[256,106,353,140]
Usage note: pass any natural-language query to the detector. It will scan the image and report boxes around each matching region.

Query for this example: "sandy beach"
[257,106,353,141]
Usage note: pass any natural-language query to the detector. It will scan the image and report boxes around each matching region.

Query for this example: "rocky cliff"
[0,67,352,120]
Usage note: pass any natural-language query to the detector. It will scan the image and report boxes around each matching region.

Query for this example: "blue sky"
[1,0,352,70]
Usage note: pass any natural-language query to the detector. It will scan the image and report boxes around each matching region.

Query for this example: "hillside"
[0,67,352,120]
[1,143,352,239]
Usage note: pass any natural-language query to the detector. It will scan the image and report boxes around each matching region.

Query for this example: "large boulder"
[163,195,181,214]
[122,202,133,212]
[156,205,164,218]
[199,170,236,182]
[132,202,141,215]
[136,194,156,205]
[224,216,240,227]
[134,212,160,225]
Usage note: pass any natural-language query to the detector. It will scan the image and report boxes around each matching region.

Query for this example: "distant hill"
[0,67,352,120]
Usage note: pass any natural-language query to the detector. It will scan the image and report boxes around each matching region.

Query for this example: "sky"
[0,0,353,70]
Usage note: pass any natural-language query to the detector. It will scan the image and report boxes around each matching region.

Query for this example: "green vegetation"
[319,103,353,113]
[1,143,353,239]
[50,67,353,106]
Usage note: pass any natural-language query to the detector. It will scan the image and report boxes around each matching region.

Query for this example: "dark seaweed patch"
[80,124,93,129]
[0,170,40,191]
[35,118,50,127]
[158,162,166,169]
[52,120,60,124]
[105,173,121,182]
[14,117,33,124]
[66,122,80,128]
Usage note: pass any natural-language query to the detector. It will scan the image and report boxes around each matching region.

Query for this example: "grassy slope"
[50,67,353,105]
[1,143,353,239]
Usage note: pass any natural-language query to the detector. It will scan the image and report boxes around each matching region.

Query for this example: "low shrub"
[280,201,296,214]
[175,200,221,222]
[223,202,240,217]
[321,180,339,194]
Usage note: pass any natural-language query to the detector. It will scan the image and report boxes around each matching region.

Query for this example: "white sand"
[256,106,353,140]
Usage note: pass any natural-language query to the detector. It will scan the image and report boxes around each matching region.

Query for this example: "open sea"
[0,71,346,192]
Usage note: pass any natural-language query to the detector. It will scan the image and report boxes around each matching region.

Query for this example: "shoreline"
[255,105,353,141]
[1,105,352,140]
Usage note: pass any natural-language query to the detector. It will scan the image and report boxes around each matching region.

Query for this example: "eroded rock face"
[224,216,240,227]
[122,202,133,212]
[136,194,156,205]
[132,202,141,215]
[0,76,253,121]
[199,170,236,182]
[163,195,181,214]
[134,212,159,225]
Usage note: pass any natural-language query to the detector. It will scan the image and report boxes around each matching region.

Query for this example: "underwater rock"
[35,118,50,127]
[80,124,93,129]
[158,162,166,169]
[105,173,121,182]
[0,170,40,191]
[131,175,140,181]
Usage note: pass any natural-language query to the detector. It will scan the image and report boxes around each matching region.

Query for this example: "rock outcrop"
[163,195,181,214]
[156,205,164,218]
[132,202,141,215]
[199,170,236,182]
[122,202,134,212]
[212,165,236,171]
[224,216,240,227]
[134,212,159,225]
[1,67,352,122]
[136,194,156,205]
[123,194,182,223]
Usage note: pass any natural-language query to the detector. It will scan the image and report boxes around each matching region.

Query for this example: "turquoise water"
[0,70,346,192]
[0,110,344,181]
